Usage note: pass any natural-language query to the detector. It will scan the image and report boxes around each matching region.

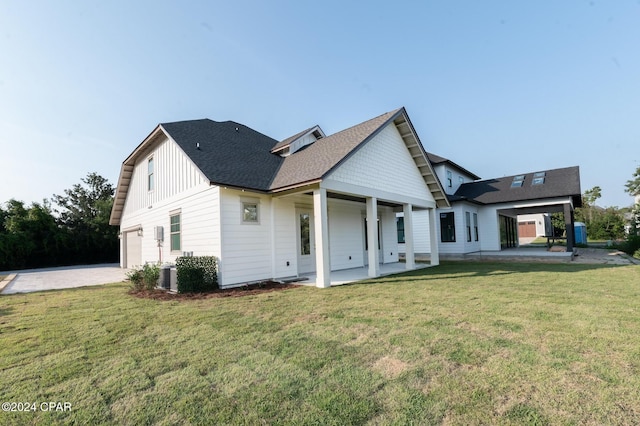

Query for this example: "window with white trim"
[242,202,259,223]
[170,213,181,252]
[447,170,452,187]
[465,211,472,242]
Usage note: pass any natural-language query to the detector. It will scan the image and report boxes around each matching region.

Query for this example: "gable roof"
[268,108,449,207]
[110,108,449,225]
[452,166,582,207]
[161,119,281,191]
[269,109,399,190]
[427,152,481,181]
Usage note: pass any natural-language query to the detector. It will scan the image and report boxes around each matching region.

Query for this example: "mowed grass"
[1,262,639,425]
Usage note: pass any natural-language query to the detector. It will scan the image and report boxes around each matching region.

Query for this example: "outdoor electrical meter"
[154,226,164,241]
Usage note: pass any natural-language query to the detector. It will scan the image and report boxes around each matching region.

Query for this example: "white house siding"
[380,208,400,263]
[477,206,508,251]
[397,211,432,254]
[219,189,274,287]
[271,197,298,279]
[119,136,220,267]
[121,134,208,214]
[433,164,472,196]
[120,183,221,267]
[328,199,367,270]
[326,123,435,204]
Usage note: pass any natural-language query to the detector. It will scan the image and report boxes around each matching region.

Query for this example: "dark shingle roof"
[427,152,481,180]
[269,109,401,190]
[160,119,282,191]
[453,166,582,207]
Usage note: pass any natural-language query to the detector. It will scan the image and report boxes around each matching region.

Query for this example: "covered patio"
[295,262,433,287]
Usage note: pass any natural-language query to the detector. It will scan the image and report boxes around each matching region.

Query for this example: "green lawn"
[1,262,639,425]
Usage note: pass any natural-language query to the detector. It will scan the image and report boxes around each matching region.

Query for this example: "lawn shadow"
[346,261,630,287]
[0,306,14,316]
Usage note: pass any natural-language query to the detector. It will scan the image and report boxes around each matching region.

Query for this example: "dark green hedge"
[176,256,218,293]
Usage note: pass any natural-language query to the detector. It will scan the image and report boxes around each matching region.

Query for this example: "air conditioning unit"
[154,226,164,241]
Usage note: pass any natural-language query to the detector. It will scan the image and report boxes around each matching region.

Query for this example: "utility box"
[154,226,164,241]
[574,222,587,245]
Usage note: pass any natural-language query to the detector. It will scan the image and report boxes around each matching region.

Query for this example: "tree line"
[0,173,118,271]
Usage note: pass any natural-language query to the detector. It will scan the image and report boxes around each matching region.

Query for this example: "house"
[396,154,582,256]
[109,108,449,288]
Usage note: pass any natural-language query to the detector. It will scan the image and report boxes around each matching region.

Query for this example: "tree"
[625,166,640,197]
[0,199,62,269]
[579,186,602,223]
[52,172,118,264]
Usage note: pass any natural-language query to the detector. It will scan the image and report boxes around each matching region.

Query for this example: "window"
[447,170,452,187]
[397,216,405,243]
[440,212,456,242]
[465,212,472,242]
[147,157,154,191]
[242,202,259,223]
[170,213,181,252]
[532,177,545,185]
[459,176,464,185]
[473,213,479,241]
[299,213,310,255]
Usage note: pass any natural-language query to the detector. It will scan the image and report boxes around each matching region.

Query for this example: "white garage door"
[125,231,142,268]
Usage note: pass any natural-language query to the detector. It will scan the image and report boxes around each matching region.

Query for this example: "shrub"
[176,256,218,293]
[634,249,640,260]
[126,263,160,291]
[617,235,640,256]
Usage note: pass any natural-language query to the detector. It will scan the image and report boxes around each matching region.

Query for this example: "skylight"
[532,171,546,185]
[511,175,525,188]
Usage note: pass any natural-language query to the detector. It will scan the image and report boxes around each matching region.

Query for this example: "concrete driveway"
[0,264,128,295]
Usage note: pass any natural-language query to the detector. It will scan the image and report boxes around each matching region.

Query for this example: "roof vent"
[196,142,200,150]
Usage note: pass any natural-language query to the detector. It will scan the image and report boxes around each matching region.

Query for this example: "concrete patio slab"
[0,264,127,295]
[296,262,433,287]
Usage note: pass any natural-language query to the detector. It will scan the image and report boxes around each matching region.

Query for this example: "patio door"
[297,209,315,274]
[363,217,383,265]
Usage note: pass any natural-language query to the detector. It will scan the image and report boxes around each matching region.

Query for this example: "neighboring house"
[396,154,582,256]
[109,108,449,288]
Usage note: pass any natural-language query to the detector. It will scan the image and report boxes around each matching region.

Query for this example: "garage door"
[518,221,536,238]
[125,231,142,268]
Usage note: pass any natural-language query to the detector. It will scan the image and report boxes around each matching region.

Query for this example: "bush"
[634,249,640,260]
[617,235,640,256]
[126,263,160,291]
[176,256,218,293]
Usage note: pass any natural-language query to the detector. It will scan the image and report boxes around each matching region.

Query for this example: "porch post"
[428,208,440,266]
[564,203,575,252]
[313,188,331,288]
[366,197,379,277]
[403,203,415,270]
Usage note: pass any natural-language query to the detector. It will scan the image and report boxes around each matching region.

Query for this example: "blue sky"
[1,1,638,208]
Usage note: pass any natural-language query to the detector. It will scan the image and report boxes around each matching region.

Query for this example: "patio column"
[314,188,331,288]
[403,203,415,270]
[564,203,575,252]
[428,207,440,266]
[366,197,379,277]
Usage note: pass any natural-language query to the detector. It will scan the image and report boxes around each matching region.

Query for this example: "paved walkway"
[0,264,128,295]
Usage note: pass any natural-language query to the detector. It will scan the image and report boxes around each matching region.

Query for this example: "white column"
[428,207,440,266]
[313,188,331,288]
[366,197,379,277]
[403,204,415,270]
